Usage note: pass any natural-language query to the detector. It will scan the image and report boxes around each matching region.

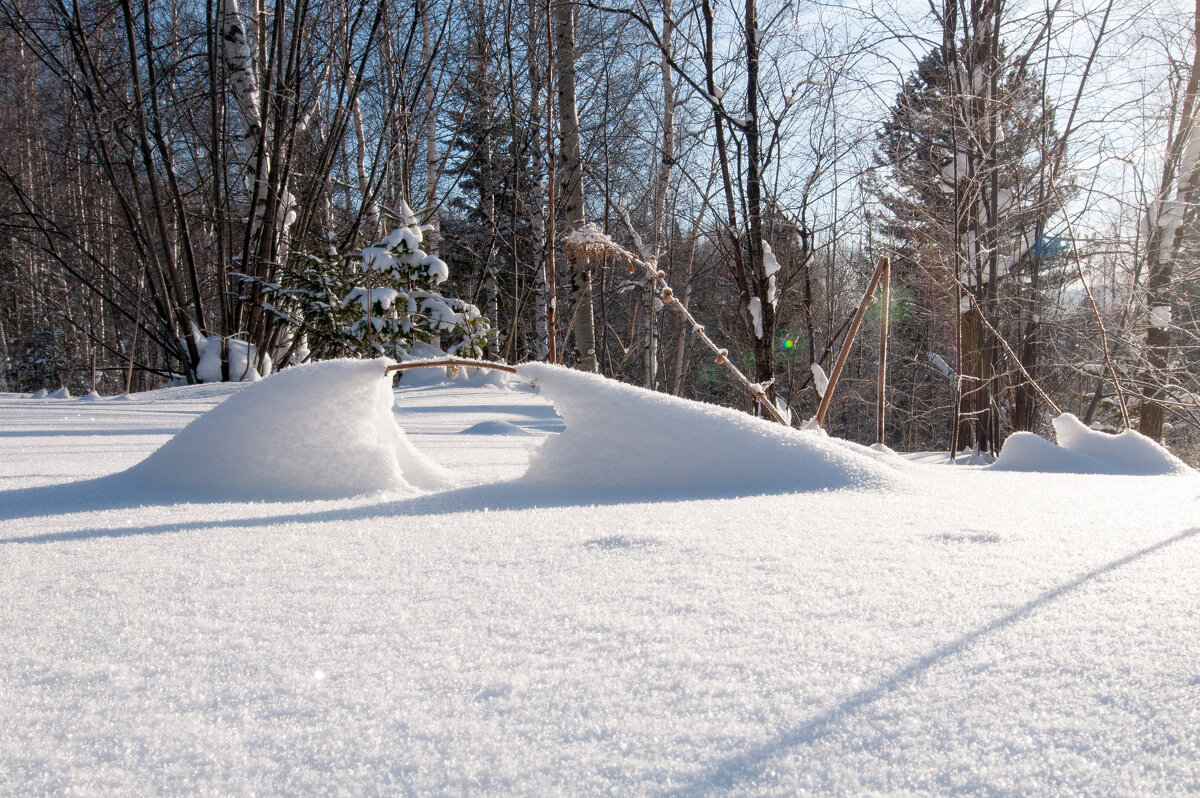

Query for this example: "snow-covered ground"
[2,364,1199,794]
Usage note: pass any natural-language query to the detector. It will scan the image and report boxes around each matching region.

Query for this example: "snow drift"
[515,362,908,497]
[122,358,449,500]
[992,413,1194,476]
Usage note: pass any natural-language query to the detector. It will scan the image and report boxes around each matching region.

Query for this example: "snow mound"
[460,420,530,436]
[992,413,1193,476]
[515,363,907,497]
[48,387,71,398]
[122,358,450,500]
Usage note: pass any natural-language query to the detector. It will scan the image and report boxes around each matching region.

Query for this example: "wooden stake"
[876,257,890,445]
[815,255,890,429]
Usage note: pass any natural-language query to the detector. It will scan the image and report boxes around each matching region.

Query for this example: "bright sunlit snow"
[123,358,449,500]
[993,413,1193,475]
[517,362,906,497]
[2,365,1198,794]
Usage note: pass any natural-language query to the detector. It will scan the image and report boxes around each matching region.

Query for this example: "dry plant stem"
[385,358,517,375]
[597,242,789,425]
[816,256,891,428]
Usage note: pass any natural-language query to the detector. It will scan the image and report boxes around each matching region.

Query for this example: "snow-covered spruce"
[282,202,489,362]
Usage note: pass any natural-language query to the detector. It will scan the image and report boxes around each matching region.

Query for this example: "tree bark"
[1139,0,1200,440]
[555,0,597,371]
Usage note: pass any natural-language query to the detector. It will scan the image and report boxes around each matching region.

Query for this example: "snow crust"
[121,358,449,500]
[992,413,1194,476]
[515,362,907,497]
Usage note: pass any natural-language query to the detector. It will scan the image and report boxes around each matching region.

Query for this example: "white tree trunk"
[555,0,597,371]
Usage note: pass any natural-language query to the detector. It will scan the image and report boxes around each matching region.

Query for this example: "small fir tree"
[284,203,490,361]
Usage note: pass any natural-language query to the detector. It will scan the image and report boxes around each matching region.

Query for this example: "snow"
[194,332,262,383]
[993,413,1192,476]
[748,296,764,338]
[343,285,402,314]
[762,241,780,305]
[811,362,829,397]
[927,351,956,380]
[120,358,449,500]
[461,419,532,436]
[1151,304,1172,329]
[2,367,1199,795]
[516,362,906,498]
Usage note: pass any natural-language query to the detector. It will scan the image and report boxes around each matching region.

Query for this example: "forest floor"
[2,366,1198,794]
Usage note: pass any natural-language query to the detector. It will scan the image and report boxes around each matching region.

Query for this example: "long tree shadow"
[664,525,1200,796]
[0,458,889,533]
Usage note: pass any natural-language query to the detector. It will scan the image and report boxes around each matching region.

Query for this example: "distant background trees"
[1,0,1198,464]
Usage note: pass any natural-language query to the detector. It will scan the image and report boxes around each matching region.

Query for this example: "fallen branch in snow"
[562,226,790,426]
[385,358,517,376]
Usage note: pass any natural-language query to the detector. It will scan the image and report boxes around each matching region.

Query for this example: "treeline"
[1,0,1198,462]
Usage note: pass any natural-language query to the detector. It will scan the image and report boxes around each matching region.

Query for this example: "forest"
[1,0,1198,462]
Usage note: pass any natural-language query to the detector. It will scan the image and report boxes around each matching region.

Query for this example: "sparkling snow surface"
[2,373,1199,795]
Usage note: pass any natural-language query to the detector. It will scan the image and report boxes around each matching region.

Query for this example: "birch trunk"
[555,0,597,371]
[421,0,441,256]
[645,0,674,389]
[1140,0,1200,440]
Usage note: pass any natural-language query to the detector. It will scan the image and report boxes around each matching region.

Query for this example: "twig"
[563,228,790,426]
[384,357,517,375]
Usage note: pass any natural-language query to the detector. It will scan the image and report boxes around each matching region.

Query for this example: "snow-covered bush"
[281,203,490,361]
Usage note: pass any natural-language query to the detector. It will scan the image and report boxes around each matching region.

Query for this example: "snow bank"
[992,413,1193,476]
[122,359,449,500]
[515,363,907,497]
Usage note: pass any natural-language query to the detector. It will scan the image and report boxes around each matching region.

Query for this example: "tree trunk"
[555,0,597,371]
[1140,0,1200,440]
[644,0,674,389]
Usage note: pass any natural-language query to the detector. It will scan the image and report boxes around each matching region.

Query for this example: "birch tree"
[1139,0,1200,440]
[556,0,599,371]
